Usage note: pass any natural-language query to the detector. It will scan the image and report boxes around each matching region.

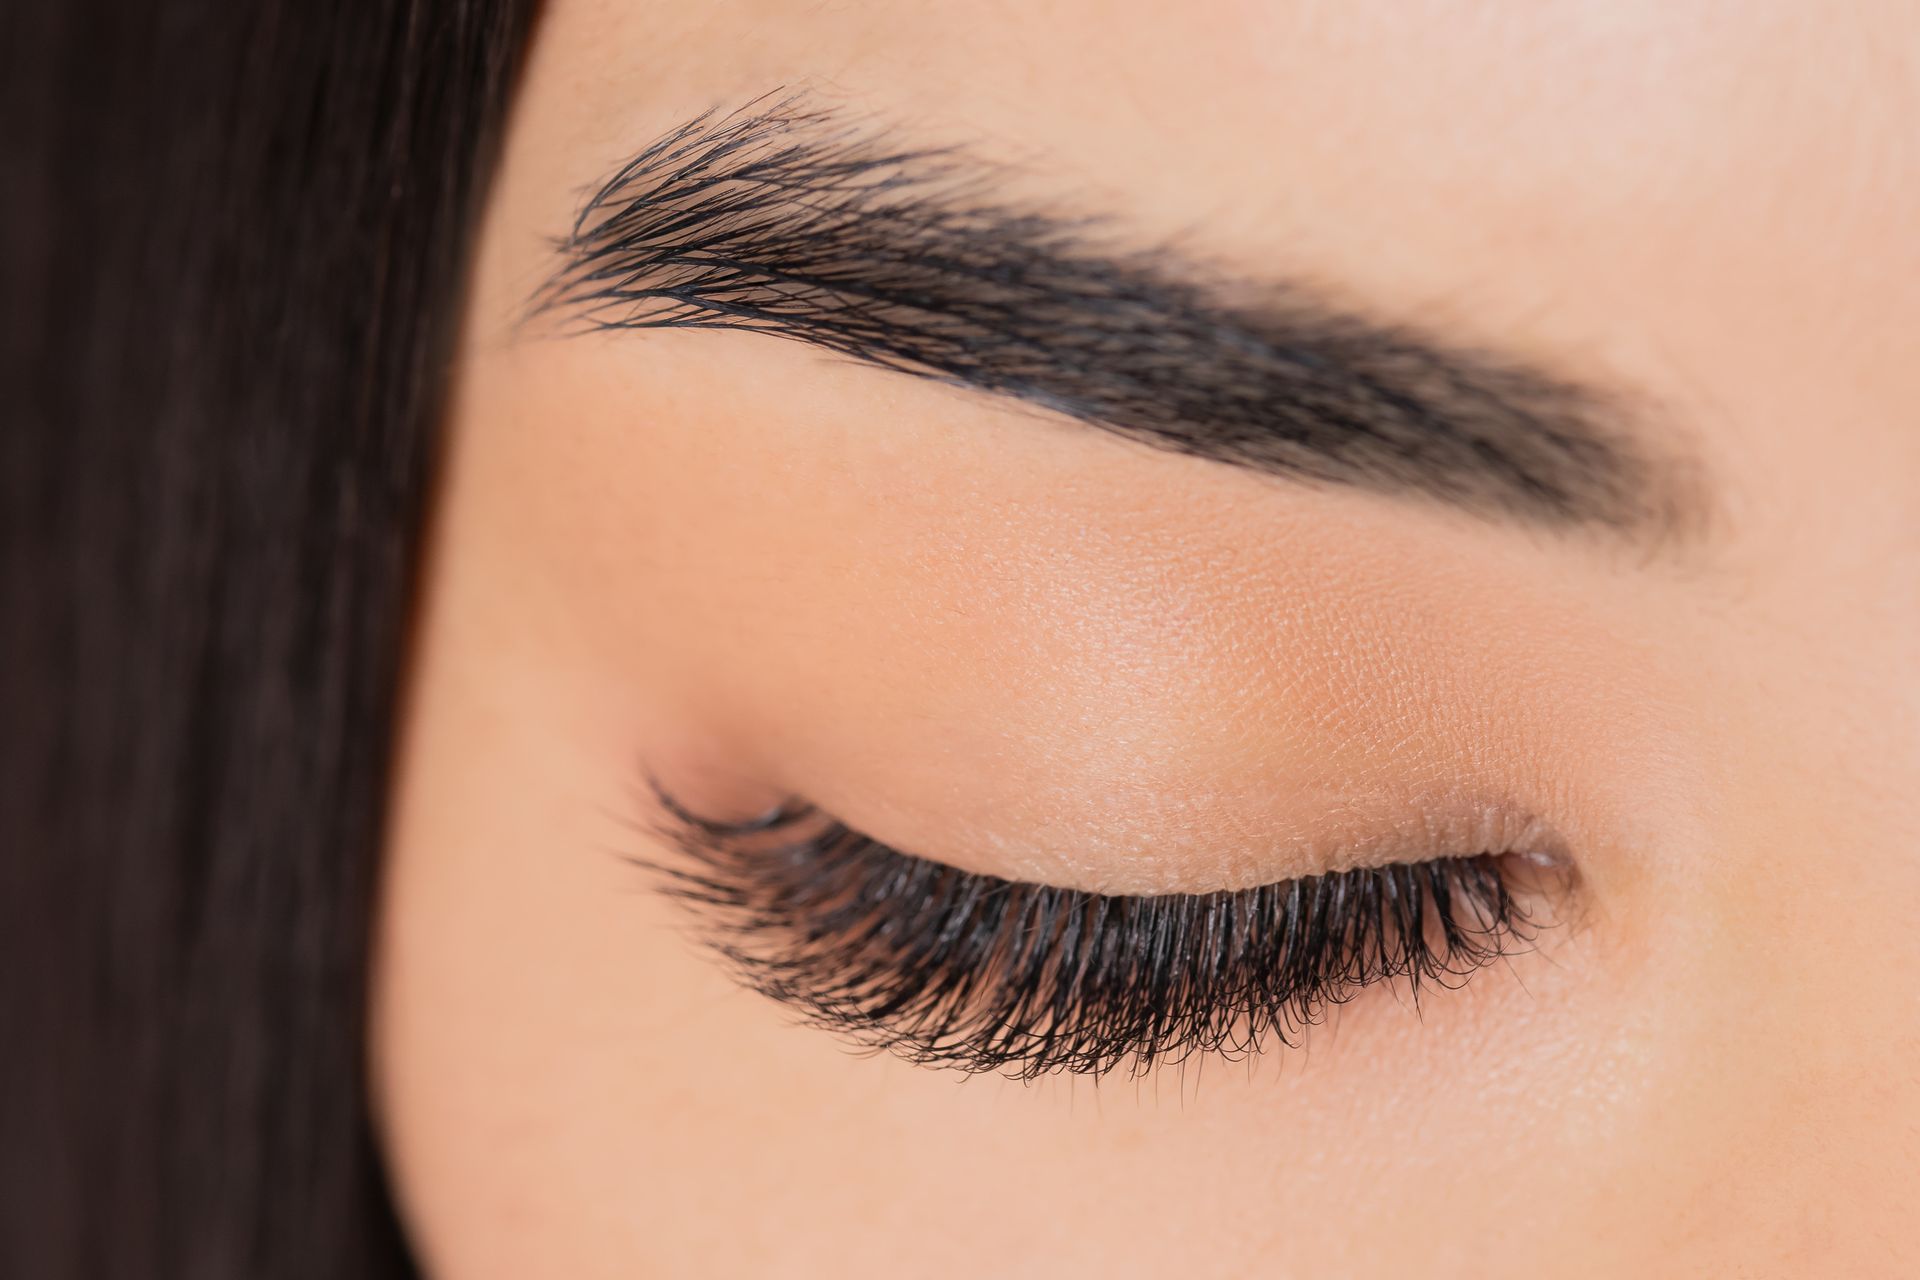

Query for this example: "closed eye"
[639,781,1558,1080]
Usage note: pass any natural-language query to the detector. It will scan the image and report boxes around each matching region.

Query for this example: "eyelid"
[638,781,1554,1080]
[749,779,1575,898]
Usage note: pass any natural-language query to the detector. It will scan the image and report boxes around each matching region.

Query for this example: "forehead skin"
[373,4,1920,1279]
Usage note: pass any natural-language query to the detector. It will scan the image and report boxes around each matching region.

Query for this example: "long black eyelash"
[643,791,1540,1081]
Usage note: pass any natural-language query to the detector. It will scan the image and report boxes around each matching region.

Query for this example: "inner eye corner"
[640,765,813,836]
[1487,845,1587,929]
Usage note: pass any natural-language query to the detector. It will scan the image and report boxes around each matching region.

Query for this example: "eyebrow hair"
[532,94,1695,539]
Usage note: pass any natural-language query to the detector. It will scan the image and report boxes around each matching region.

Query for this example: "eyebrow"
[532,94,1696,540]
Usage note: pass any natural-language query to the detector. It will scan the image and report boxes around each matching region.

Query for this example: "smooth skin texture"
[375,3,1920,1276]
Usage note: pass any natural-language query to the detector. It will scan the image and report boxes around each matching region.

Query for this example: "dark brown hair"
[2,2,536,1274]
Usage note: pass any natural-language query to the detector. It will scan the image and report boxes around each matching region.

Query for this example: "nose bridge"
[1661,506,1920,1067]
[1797,511,1920,857]
[1704,474,1920,870]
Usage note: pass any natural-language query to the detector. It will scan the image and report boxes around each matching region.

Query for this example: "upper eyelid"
[646,780,1521,908]
[646,767,1573,900]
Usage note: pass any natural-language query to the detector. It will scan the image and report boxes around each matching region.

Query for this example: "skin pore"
[374,4,1920,1277]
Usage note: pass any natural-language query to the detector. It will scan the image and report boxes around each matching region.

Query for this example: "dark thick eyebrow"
[532,95,1696,540]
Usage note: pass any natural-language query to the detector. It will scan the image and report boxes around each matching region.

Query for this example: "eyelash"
[643,787,1546,1081]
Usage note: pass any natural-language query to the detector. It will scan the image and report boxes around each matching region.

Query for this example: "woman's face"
[373,4,1920,1276]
